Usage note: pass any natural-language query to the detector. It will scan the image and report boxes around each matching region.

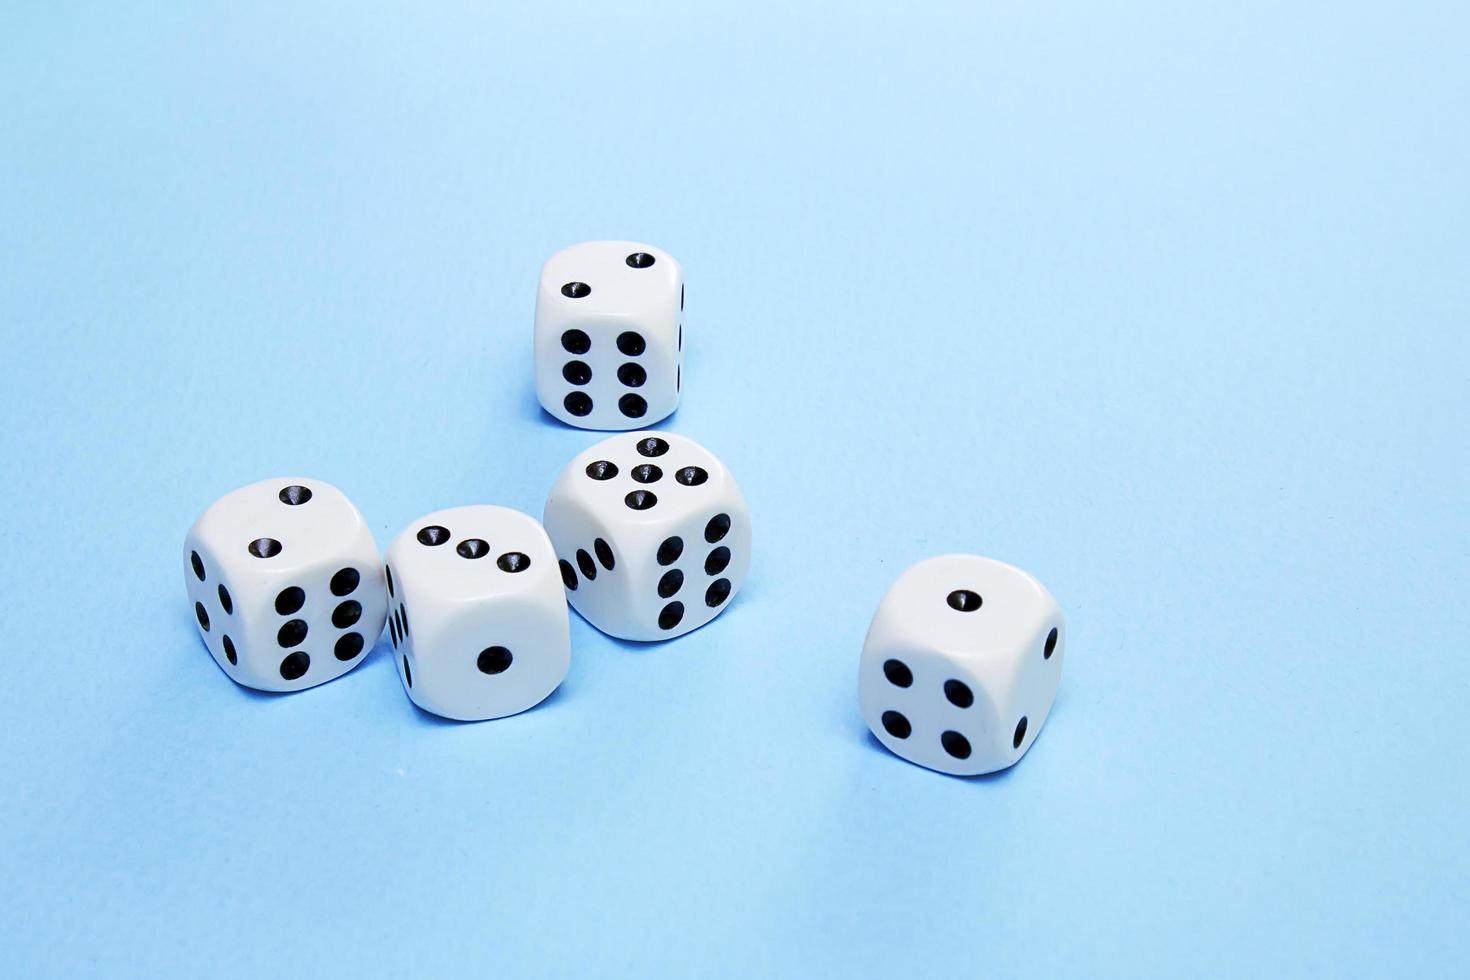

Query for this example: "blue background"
[2,2,1466,976]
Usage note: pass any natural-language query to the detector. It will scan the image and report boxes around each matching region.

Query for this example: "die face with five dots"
[543,432,750,642]
[383,505,570,721]
[182,478,387,693]
[534,240,684,431]
[859,555,1065,776]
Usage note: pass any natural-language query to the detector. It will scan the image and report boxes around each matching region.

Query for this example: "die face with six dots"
[543,432,750,641]
[533,240,684,431]
[383,505,570,721]
[859,555,1065,776]
[182,478,388,693]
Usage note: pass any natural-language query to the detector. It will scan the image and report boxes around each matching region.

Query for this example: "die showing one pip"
[183,478,387,692]
[859,555,1065,775]
[384,506,569,721]
[543,432,750,641]
[533,240,684,430]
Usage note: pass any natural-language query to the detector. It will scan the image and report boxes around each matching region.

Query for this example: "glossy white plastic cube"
[858,555,1065,775]
[182,478,387,692]
[533,240,684,430]
[384,505,570,721]
[543,432,750,641]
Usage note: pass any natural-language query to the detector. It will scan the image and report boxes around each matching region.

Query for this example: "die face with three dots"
[383,505,570,721]
[534,240,684,431]
[543,432,750,641]
[182,478,388,693]
[859,555,1065,776]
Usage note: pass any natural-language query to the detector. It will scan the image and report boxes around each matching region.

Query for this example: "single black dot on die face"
[563,360,592,385]
[222,635,237,665]
[559,559,578,590]
[1044,627,1059,659]
[477,646,513,675]
[616,331,645,356]
[658,568,684,598]
[594,538,615,570]
[498,552,531,573]
[882,659,913,688]
[618,394,647,418]
[637,437,669,457]
[278,485,313,506]
[631,463,662,484]
[625,490,658,510]
[586,460,618,480]
[617,362,646,387]
[195,602,210,632]
[656,536,683,565]
[564,391,594,417]
[658,601,685,630]
[457,538,489,560]
[944,679,974,709]
[217,584,233,615]
[680,283,684,310]
[399,606,409,638]
[561,281,590,299]
[947,589,982,612]
[942,730,972,759]
[385,565,395,597]
[625,251,655,269]
[576,549,597,580]
[280,651,310,681]
[330,567,359,596]
[389,615,399,648]
[676,466,708,486]
[335,632,364,661]
[704,513,731,543]
[402,656,412,687]
[881,710,912,739]
[705,577,731,608]
[332,601,362,628]
[278,619,308,648]
[249,537,282,559]
[1013,717,1029,749]
[561,328,591,354]
[418,525,451,546]
[190,551,205,581]
[704,546,731,576]
[275,586,305,615]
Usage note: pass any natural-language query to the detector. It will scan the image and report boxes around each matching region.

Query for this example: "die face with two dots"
[182,478,387,693]
[543,432,750,641]
[534,240,684,430]
[383,506,569,721]
[859,555,1065,776]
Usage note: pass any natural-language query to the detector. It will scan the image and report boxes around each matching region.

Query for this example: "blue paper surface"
[2,2,1466,976]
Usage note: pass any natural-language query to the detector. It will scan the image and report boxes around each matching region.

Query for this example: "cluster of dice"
[181,241,1065,776]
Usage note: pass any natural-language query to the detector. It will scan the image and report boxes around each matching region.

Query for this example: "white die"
[533,240,684,430]
[858,555,1065,775]
[543,432,750,641]
[383,506,570,721]
[182,478,387,692]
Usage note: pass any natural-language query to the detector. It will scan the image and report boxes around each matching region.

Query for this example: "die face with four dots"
[383,505,570,721]
[534,240,684,431]
[543,432,750,641]
[182,478,387,693]
[859,555,1065,776]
